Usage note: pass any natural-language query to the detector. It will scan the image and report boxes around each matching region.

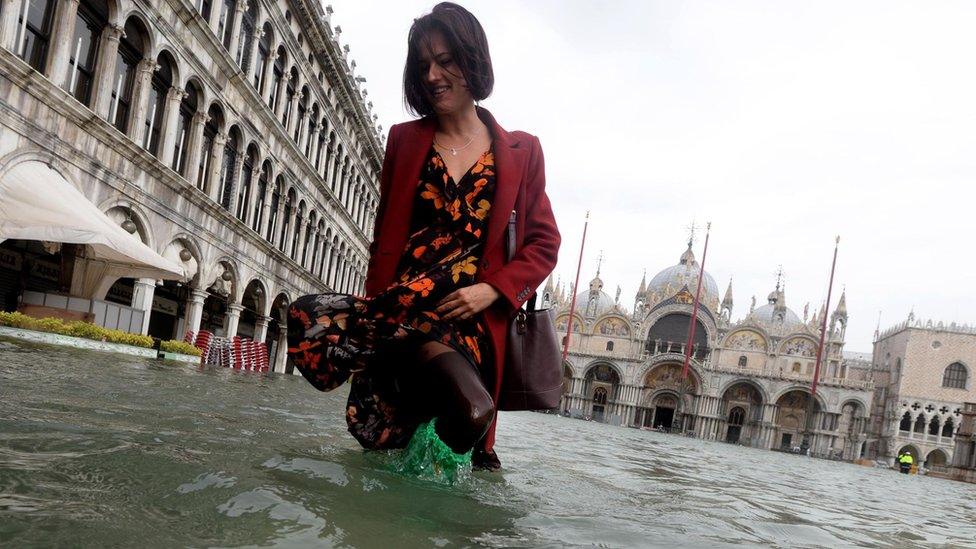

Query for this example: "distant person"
[898,451,914,474]
[287,2,560,474]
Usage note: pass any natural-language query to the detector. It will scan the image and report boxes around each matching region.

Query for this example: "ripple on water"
[3,337,976,547]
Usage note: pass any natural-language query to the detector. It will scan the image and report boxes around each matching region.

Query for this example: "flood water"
[2,337,975,548]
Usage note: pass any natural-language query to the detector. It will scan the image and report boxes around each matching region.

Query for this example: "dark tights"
[402,341,495,454]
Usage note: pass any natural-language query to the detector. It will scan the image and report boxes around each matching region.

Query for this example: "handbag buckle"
[515,309,527,334]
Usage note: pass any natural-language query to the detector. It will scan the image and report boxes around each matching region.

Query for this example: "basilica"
[548,239,874,460]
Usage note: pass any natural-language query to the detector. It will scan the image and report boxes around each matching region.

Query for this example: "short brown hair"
[403,2,494,117]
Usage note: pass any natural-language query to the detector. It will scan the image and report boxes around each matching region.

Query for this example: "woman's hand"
[435,283,500,320]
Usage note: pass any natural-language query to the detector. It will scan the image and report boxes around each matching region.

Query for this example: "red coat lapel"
[479,108,527,257]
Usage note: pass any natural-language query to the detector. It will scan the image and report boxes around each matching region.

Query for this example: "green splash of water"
[393,419,472,484]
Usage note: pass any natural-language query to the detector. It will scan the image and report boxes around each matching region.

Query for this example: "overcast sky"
[327,0,976,352]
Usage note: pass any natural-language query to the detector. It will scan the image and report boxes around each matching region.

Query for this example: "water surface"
[1,337,975,547]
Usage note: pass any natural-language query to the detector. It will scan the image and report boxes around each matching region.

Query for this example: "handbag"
[498,209,564,411]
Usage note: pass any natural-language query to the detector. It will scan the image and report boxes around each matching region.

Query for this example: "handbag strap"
[505,209,537,313]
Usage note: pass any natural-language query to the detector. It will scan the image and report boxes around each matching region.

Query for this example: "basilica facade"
[548,240,874,460]
[0,0,380,371]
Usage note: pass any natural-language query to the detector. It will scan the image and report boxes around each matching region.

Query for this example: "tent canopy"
[0,161,186,281]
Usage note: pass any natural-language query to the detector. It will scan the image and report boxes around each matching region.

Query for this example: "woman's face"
[418,31,474,115]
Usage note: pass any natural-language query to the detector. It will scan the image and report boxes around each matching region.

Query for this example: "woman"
[287,2,559,472]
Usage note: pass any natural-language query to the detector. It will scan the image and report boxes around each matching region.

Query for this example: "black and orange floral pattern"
[288,146,495,449]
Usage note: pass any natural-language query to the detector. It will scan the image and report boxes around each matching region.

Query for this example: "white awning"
[0,161,186,281]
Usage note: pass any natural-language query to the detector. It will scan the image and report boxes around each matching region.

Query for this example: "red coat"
[363,107,561,452]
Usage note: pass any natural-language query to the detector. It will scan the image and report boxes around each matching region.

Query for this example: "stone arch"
[925,448,948,469]
[241,278,269,318]
[0,148,77,190]
[183,75,208,110]
[119,10,156,57]
[839,398,869,417]
[206,257,242,303]
[778,335,819,358]
[898,444,920,462]
[554,312,584,334]
[644,310,711,357]
[592,314,632,337]
[723,329,770,352]
[155,47,182,86]
[99,201,155,249]
[161,234,202,287]
[718,378,770,404]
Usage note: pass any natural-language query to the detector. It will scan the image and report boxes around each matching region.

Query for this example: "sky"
[326,0,976,352]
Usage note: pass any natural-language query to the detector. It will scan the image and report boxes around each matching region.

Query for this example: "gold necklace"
[433,133,476,156]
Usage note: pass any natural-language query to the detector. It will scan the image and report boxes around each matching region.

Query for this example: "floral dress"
[287,146,495,450]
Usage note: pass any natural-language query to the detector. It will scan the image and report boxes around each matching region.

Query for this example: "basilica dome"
[646,244,719,307]
[574,274,617,317]
[747,288,803,329]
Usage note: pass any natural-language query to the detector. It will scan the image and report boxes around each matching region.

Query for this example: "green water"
[1,337,975,548]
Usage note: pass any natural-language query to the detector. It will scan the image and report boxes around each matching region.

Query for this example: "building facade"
[0,0,381,370]
[550,239,874,460]
[865,317,976,471]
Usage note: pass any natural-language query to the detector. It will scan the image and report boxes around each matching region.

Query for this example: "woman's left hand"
[436,283,500,320]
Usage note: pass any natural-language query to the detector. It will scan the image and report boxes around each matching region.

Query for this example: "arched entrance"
[720,381,764,445]
[926,449,948,470]
[726,407,745,443]
[238,279,266,339]
[583,363,621,423]
[774,389,820,451]
[636,363,699,431]
[561,363,573,412]
[267,292,290,373]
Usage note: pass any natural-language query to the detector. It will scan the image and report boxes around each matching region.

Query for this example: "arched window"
[899,411,911,432]
[291,201,305,260]
[173,82,198,174]
[252,161,270,232]
[928,416,941,436]
[728,407,745,426]
[237,1,256,70]
[67,0,108,105]
[144,53,174,155]
[278,189,293,251]
[236,145,256,220]
[15,0,55,71]
[295,85,309,141]
[218,0,237,49]
[110,18,148,133]
[218,129,240,209]
[593,387,608,406]
[913,414,926,433]
[606,341,614,352]
[269,46,286,111]
[943,362,967,389]
[198,0,212,20]
[266,177,282,242]
[942,417,954,438]
[197,104,222,192]
[315,121,328,169]
[282,67,297,127]
[737,355,747,368]
[254,23,272,91]
[305,104,319,156]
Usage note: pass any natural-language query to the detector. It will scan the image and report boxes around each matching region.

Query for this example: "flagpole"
[562,211,589,362]
[803,236,840,453]
[674,222,710,433]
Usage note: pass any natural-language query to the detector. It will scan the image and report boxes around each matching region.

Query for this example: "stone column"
[158,87,185,167]
[306,122,320,159]
[208,0,222,34]
[274,78,290,120]
[243,167,263,227]
[93,24,125,120]
[130,277,156,335]
[245,25,262,83]
[47,0,80,87]
[207,133,228,201]
[282,205,298,257]
[185,288,208,335]
[227,0,247,62]
[254,314,269,342]
[226,150,245,213]
[324,145,337,185]
[259,196,273,239]
[225,303,243,338]
[271,200,286,249]
[295,220,309,267]
[261,46,278,104]
[0,0,19,51]
[274,330,288,373]
[129,58,159,144]
[287,90,303,136]
[184,111,208,183]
